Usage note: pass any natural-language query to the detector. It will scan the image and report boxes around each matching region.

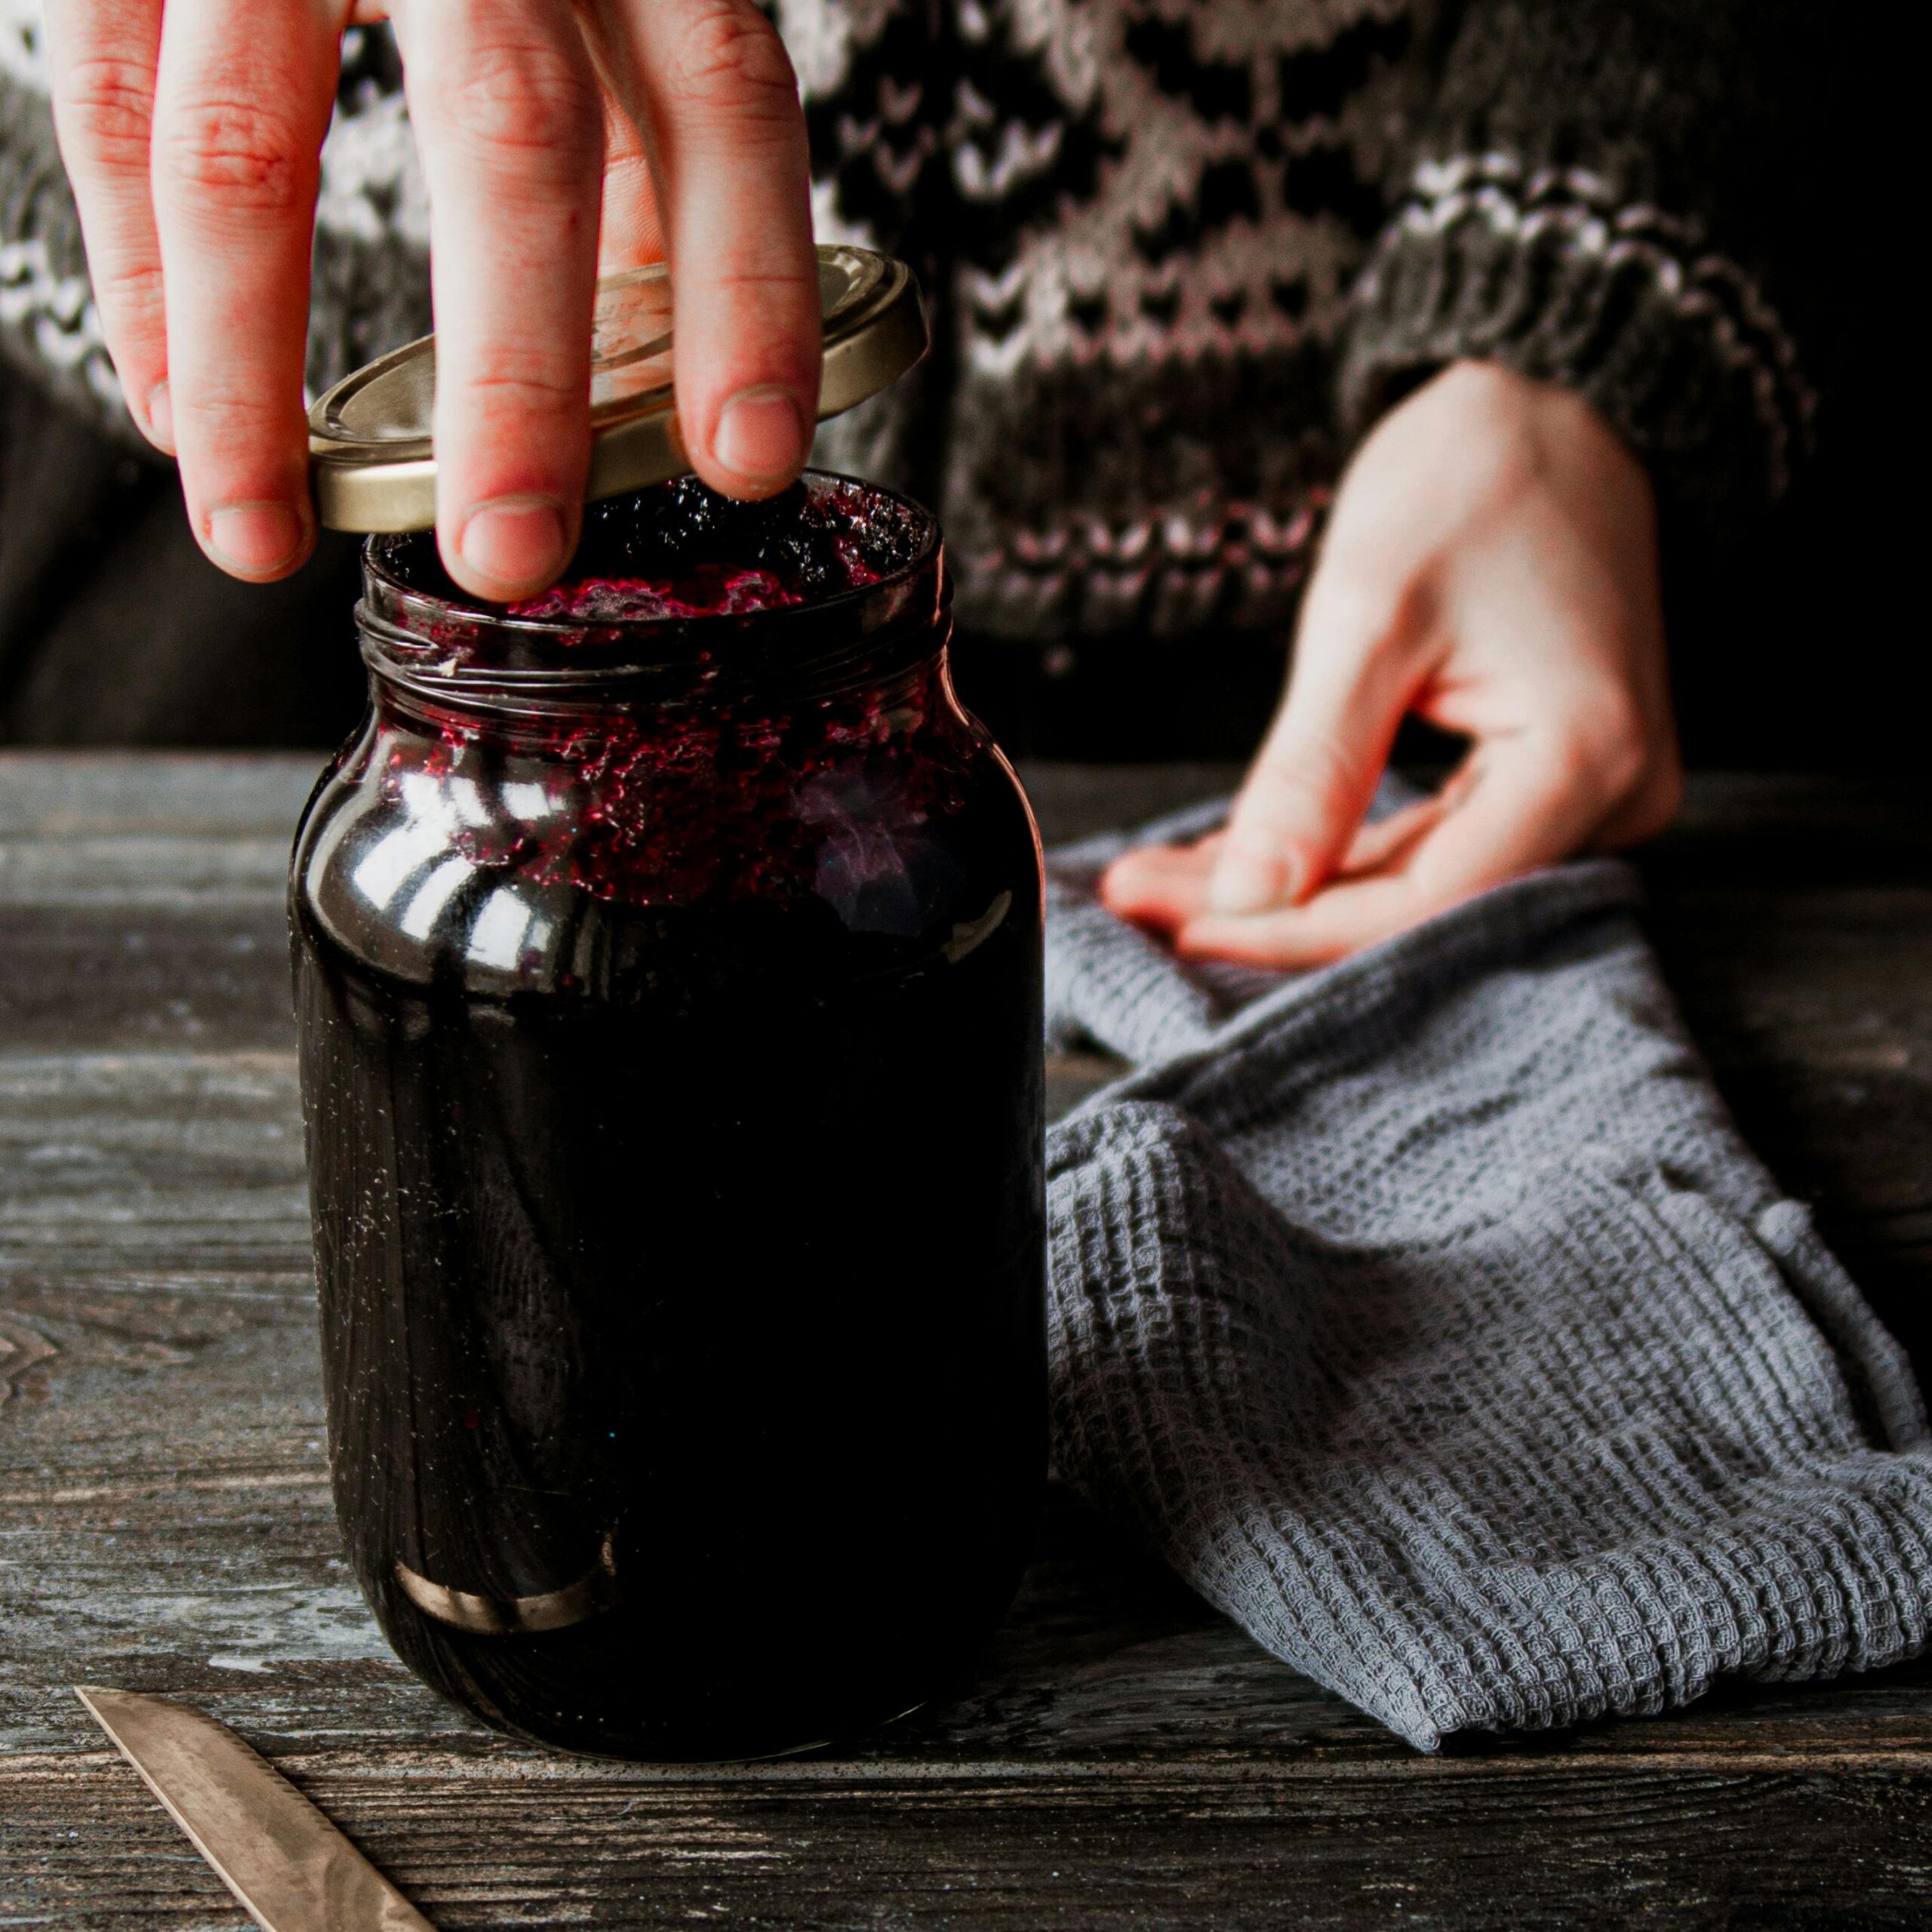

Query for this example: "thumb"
[1209,580,1423,915]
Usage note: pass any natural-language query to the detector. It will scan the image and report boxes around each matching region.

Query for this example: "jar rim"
[357,472,948,709]
[363,472,937,630]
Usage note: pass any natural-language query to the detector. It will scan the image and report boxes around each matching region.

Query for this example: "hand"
[1101,360,1682,968]
[44,0,820,600]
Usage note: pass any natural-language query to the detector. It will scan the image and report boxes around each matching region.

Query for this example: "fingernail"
[1208,848,1287,916]
[457,496,571,594]
[206,500,307,578]
[144,380,174,451]
[712,386,806,488]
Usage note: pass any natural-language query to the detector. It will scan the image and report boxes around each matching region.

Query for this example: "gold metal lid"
[308,243,925,534]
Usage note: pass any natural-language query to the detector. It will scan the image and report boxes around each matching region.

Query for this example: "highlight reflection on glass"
[398,855,473,940]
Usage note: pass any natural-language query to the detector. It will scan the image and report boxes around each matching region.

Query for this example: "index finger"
[591,0,820,500]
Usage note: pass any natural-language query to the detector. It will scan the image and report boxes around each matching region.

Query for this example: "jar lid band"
[306,245,925,534]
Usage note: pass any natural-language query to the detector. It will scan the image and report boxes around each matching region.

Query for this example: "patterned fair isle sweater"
[0,0,1816,654]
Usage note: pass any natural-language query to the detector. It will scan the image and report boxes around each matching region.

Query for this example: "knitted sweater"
[0,0,1817,653]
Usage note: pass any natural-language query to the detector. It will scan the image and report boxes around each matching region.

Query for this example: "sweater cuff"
[1339,152,1816,516]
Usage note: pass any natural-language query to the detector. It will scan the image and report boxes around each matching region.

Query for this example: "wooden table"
[2,754,1927,1930]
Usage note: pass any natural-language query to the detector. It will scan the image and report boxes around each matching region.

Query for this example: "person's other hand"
[1101,360,1681,967]
[44,0,820,600]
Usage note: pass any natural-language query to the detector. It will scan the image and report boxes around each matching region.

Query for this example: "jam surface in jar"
[291,476,1046,1758]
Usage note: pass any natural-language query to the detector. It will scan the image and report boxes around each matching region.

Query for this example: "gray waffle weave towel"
[1044,801,1932,1749]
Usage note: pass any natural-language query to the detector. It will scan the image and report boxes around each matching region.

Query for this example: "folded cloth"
[1044,799,1932,1749]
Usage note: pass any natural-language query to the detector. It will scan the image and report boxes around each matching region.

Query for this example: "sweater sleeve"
[1337,0,1820,521]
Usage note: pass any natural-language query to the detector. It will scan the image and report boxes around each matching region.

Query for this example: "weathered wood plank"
[0,750,321,839]
[0,753,306,1054]
[4,1755,1927,1930]
[0,1053,308,1274]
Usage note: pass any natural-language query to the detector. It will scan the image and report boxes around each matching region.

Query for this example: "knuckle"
[55,56,155,168]
[686,264,824,349]
[661,2,800,122]
[1543,706,1646,807]
[1541,724,1617,801]
[96,257,165,318]
[460,363,584,413]
[154,94,313,214]
[426,41,599,169]
[172,377,293,429]
[1251,731,1360,826]
[701,264,820,298]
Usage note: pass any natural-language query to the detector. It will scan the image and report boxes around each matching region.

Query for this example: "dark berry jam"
[291,475,1046,1759]
[505,474,906,622]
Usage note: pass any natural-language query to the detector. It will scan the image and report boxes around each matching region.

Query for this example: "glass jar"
[290,476,1045,1759]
